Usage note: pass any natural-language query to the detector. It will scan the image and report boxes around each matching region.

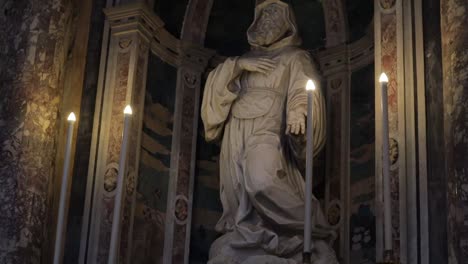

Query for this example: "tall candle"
[53,112,76,264]
[379,73,393,251]
[108,105,133,264]
[303,80,316,262]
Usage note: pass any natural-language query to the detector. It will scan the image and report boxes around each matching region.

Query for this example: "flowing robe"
[201,47,336,263]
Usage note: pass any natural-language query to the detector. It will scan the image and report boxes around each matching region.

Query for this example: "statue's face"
[251,4,289,46]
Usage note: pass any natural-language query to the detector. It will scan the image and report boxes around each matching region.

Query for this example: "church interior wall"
[422,0,448,263]
[63,0,107,262]
[0,0,467,263]
[349,63,376,263]
[130,54,177,263]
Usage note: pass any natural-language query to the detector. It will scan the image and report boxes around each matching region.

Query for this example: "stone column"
[440,0,468,263]
[84,5,151,263]
[0,0,73,263]
[374,0,428,262]
[326,70,350,261]
[62,0,108,263]
[318,34,374,263]
[374,0,405,261]
[321,0,349,261]
[47,0,95,262]
[162,0,214,263]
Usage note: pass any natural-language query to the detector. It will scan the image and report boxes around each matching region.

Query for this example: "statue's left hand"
[286,106,306,135]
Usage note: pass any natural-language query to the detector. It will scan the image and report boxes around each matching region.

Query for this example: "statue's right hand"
[237,56,276,75]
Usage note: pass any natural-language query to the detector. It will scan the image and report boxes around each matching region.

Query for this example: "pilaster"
[374,0,429,262]
[162,1,214,263]
[84,4,150,262]
[318,32,374,263]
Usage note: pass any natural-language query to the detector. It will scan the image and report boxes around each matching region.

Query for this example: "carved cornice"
[104,3,373,77]
[317,33,374,76]
[104,3,215,72]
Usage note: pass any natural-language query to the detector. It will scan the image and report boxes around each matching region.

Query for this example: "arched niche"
[74,1,376,263]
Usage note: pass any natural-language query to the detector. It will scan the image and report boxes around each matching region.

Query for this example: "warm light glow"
[379,73,389,83]
[124,105,133,115]
[306,80,316,91]
[67,112,76,122]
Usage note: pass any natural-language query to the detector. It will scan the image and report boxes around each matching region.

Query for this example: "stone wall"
[63,0,107,262]
[423,0,448,263]
[441,0,468,263]
[0,0,74,262]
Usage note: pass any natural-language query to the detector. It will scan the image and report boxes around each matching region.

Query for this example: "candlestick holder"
[302,252,311,264]
[377,250,397,264]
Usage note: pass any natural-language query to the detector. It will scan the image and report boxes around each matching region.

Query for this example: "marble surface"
[0,0,73,262]
[63,0,107,262]
[441,0,468,263]
[423,0,448,263]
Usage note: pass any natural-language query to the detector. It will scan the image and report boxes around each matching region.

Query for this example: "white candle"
[304,80,316,260]
[108,105,133,264]
[379,73,393,251]
[53,112,76,264]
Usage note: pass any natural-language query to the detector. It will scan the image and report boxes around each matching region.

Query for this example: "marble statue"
[201,1,338,263]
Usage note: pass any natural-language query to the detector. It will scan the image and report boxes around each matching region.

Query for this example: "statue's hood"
[247,0,302,51]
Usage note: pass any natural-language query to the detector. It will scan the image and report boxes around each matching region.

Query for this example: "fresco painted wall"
[349,63,376,263]
[130,54,177,263]
[189,121,223,264]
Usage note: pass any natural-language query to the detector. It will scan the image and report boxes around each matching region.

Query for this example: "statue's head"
[247,0,301,50]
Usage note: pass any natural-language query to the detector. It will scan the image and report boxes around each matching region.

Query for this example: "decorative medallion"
[183,70,198,89]
[330,78,343,92]
[103,163,119,193]
[389,137,399,166]
[326,199,342,228]
[119,38,133,50]
[174,195,189,224]
[380,0,396,10]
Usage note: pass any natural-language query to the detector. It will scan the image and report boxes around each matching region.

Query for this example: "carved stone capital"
[104,2,214,73]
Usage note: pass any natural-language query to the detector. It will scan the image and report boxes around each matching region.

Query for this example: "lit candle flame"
[379,73,389,83]
[306,80,316,91]
[124,105,133,115]
[67,112,76,122]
